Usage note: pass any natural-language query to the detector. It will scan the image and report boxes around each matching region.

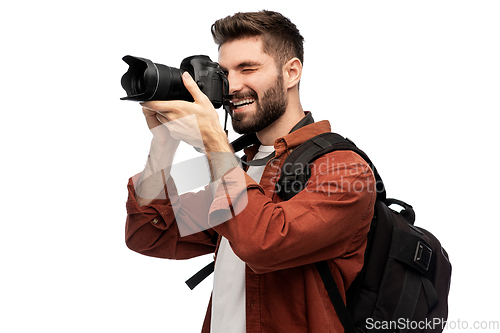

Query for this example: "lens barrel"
[120,56,191,102]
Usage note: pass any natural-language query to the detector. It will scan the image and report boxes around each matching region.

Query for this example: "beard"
[231,73,288,134]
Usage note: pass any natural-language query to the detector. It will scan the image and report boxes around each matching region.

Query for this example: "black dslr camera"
[120,55,228,109]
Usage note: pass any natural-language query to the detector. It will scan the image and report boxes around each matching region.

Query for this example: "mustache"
[226,90,258,101]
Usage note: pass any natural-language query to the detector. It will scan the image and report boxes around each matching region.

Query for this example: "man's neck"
[256,105,305,146]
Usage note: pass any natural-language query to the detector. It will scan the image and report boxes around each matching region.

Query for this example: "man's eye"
[243,68,256,73]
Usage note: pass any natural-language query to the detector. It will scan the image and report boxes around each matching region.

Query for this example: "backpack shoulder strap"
[276,132,387,333]
[276,132,386,201]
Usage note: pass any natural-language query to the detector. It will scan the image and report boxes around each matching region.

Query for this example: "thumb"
[182,71,209,103]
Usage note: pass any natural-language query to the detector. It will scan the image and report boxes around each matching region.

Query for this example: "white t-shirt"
[211,145,275,333]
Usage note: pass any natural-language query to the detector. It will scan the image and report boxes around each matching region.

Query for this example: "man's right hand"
[142,106,179,146]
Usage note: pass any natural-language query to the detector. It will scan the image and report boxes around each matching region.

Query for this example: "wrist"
[207,151,240,181]
[203,130,233,154]
[202,132,239,181]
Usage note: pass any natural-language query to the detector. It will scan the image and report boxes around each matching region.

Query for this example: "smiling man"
[125,10,376,333]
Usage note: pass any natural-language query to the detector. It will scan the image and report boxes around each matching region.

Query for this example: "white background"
[1,0,499,332]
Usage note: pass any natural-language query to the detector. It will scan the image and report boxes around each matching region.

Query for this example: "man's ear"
[283,57,302,89]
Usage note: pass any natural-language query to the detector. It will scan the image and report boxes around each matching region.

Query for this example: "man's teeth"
[233,99,255,109]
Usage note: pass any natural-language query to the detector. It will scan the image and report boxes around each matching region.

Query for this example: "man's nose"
[227,73,243,95]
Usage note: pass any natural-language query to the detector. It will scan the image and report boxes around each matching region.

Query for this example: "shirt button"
[152,218,158,225]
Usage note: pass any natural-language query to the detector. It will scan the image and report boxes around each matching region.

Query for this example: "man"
[125,10,376,333]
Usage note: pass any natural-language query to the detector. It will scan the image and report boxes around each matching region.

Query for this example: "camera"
[120,55,228,109]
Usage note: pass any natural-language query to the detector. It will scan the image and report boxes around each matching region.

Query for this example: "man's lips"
[231,98,256,112]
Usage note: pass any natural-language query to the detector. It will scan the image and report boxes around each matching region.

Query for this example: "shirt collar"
[242,112,332,160]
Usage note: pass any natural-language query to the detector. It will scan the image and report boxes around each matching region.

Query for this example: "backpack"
[276,132,452,333]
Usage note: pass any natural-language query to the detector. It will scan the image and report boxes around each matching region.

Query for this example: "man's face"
[218,37,288,134]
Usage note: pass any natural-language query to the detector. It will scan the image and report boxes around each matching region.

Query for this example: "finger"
[156,112,169,123]
[181,72,210,104]
[141,100,191,113]
[142,107,163,129]
[141,101,164,111]
[141,101,198,125]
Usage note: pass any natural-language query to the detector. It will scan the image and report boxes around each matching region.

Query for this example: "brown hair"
[211,10,304,68]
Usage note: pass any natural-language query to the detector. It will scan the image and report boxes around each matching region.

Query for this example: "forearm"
[203,131,242,204]
[204,131,240,181]
[135,136,179,206]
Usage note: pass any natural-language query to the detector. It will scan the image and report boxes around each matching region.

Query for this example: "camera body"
[121,55,227,109]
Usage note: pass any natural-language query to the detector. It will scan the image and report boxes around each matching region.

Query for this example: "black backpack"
[276,132,452,333]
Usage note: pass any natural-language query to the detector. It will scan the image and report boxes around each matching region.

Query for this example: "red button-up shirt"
[125,119,376,332]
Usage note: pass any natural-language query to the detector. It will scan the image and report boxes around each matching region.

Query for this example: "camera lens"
[130,63,147,95]
[121,55,191,102]
[154,64,192,102]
